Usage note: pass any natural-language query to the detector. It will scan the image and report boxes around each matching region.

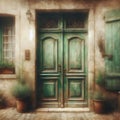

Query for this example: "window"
[65,13,88,28]
[0,17,15,63]
[38,12,88,30]
[38,13,60,29]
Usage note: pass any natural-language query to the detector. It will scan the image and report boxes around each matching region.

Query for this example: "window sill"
[0,74,16,79]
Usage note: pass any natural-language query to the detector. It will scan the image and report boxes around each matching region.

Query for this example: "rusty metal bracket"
[102,54,113,60]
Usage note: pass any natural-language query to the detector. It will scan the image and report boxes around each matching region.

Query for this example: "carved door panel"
[37,33,63,107]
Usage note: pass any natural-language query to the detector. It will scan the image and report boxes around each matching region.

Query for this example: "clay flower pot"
[16,98,31,113]
[93,99,106,114]
[93,91,107,114]
[0,68,15,74]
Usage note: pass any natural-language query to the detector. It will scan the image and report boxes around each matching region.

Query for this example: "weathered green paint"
[43,80,56,98]
[69,80,82,97]
[106,77,120,91]
[105,9,120,91]
[105,9,120,22]
[64,32,87,107]
[42,37,57,69]
[37,13,88,107]
[37,32,62,107]
[69,38,82,69]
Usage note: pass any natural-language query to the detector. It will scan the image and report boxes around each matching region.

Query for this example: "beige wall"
[0,0,119,110]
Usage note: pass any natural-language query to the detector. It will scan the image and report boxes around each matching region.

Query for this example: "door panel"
[65,78,85,101]
[105,9,120,91]
[42,78,58,100]
[64,34,85,72]
[37,33,62,107]
[64,33,87,107]
[68,79,84,99]
[37,13,88,107]
[42,37,57,72]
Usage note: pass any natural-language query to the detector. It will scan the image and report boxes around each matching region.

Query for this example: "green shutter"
[105,9,120,22]
[105,9,120,91]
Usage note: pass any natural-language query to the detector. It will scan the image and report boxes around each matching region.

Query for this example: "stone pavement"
[0,108,120,120]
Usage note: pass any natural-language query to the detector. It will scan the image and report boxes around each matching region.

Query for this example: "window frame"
[0,16,15,75]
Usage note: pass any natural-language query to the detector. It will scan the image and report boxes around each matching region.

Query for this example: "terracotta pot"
[0,68,15,74]
[16,99,29,113]
[93,100,105,114]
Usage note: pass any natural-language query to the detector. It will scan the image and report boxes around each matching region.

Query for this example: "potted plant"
[93,72,107,114]
[0,61,15,74]
[11,79,32,113]
[0,90,6,109]
[93,91,106,114]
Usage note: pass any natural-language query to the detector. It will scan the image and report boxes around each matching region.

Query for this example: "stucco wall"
[0,0,120,110]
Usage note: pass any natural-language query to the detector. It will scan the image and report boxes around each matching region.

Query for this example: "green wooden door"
[37,13,88,108]
[105,9,120,91]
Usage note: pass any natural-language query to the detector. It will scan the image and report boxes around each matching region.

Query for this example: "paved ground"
[0,108,120,120]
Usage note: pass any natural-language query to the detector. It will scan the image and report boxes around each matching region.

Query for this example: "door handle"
[98,40,113,60]
[58,65,61,72]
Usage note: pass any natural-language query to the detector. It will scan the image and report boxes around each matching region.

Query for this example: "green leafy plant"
[96,72,105,86]
[0,61,14,69]
[93,91,105,100]
[11,80,32,100]
[11,79,33,112]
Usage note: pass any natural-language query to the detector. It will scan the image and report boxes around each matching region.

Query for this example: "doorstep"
[35,108,90,112]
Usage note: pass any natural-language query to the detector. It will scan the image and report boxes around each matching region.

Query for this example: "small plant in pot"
[11,79,32,113]
[93,72,107,114]
[0,61,15,74]
[93,91,106,114]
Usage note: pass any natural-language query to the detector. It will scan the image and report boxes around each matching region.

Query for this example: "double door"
[37,13,88,107]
